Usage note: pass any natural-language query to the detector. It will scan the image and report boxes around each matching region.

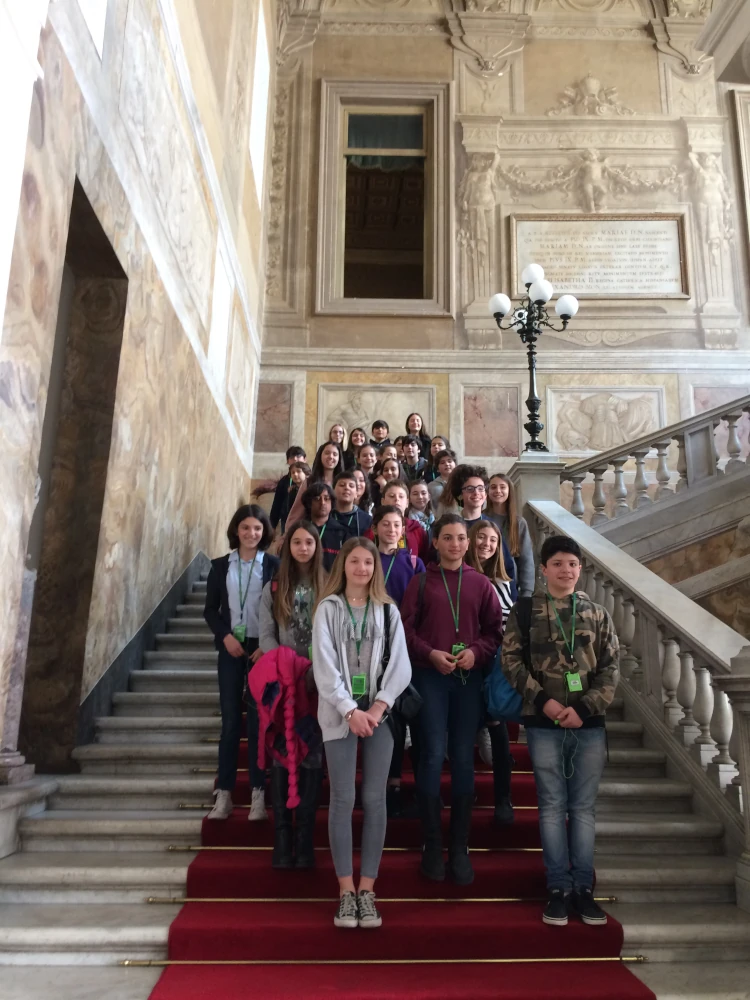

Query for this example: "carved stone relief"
[545,74,636,118]
[548,389,664,456]
[265,77,294,303]
[686,151,735,306]
[666,0,713,17]
[458,152,502,306]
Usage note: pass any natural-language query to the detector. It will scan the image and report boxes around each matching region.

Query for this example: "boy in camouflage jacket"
[502,535,618,928]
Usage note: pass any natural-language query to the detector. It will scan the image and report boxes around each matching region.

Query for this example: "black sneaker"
[386,785,403,818]
[357,890,383,928]
[542,889,569,926]
[570,888,608,926]
[493,796,514,826]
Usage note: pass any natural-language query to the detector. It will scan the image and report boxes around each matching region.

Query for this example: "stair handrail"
[528,499,746,823]
[559,392,750,524]
[562,392,750,480]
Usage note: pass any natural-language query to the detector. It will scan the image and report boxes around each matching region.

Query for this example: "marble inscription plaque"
[513,215,687,297]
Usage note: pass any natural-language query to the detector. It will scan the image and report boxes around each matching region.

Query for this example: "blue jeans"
[216,642,265,792]
[526,727,606,893]
[412,667,483,798]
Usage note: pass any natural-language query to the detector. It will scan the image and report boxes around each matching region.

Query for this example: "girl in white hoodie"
[312,537,411,931]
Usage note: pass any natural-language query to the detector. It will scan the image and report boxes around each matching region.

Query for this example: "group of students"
[203,414,619,933]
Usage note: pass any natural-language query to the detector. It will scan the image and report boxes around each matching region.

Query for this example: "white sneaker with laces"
[357,890,382,929]
[334,891,358,929]
[477,727,493,768]
[207,789,233,820]
[248,786,268,821]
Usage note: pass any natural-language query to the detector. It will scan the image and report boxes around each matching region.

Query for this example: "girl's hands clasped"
[347,709,375,738]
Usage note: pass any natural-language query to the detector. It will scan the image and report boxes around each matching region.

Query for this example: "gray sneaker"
[333,891,358,929]
[357,890,382,928]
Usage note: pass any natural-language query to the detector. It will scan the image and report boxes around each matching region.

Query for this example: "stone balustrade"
[528,500,749,838]
[559,393,750,526]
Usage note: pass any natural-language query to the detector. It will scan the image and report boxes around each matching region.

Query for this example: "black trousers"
[216,638,265,791]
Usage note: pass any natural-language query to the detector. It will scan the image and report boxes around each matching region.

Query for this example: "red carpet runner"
[148,737,656,999]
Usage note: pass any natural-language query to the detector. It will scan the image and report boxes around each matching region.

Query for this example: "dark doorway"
[18,179,128,772]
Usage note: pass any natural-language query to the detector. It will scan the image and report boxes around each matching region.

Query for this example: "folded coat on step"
[249,646,320,809]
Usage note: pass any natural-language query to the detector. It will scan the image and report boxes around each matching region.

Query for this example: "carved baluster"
[724,411,745,474]
[590,465,609,525]
[601,578,615,618]
[593,571,605,606]
[725,707,743,812]
[707,687,737,791]
[569,474,586,519]
[619,598,636,681]
[712,418,723,477]
[612,589,624,634]
[654,439,673,500]
[675,433,688,492]
[629,608,643,693]
[676,648,699,747]
[582,563,596,598]
[689,664,716,767]
[611,457,629,516]
[631,447,652,508]
[661,637,682,729]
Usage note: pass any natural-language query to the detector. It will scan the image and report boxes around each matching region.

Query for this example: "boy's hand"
[454,647,475,670]
[430,650,457,675]
[557,706,583,729]
[542,699,565,721]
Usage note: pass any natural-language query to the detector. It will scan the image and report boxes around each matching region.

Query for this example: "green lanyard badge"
[345,597,370,699]
[548,594,581,691]
[233,555,257,642]
[441,565,468,683]
[384,554,397,586]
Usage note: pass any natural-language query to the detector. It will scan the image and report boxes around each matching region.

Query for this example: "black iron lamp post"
[489,264,579,453]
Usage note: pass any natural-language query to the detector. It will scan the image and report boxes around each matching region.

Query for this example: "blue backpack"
[484,598,531,724]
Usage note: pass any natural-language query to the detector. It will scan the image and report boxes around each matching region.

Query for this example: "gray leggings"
[324,722,394,880]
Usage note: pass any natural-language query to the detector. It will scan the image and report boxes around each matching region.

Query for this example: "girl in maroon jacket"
[401,513,504,886]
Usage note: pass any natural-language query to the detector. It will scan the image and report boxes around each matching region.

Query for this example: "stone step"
[129,670,217,692]
[175,603,204,616]
[632,960,750,999]
[182,593,205,606]
[92,716,645,748]
[0,899,745,966]
[192,581,207,593]
[165,618,212,634]
[45,774,693,816]
[0,966,162,998]
[48,775,216,811]
[154,634,215,652]
[18,808,719,854]
[112,692,220,717]
[143,650,216,669]
[616,902,750,963]
[0,850,734,908]
[71,741,668,777]
[17,812,203,852]
[0,903,173,964]
[111,691,626,721]
[0,852,190,904]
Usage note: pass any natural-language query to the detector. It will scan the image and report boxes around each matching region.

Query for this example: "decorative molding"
[319,19,443,33]
[447,11,530,76]
[261,347,750,372]
[651,16,712,77]
[461,119,682,153]
[545,73,637,118]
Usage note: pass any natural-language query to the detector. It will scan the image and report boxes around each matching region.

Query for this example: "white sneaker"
[248,786,268,821]
[477,727,493,768]
[207,789,233,820]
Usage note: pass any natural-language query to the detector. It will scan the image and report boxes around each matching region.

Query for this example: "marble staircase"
[0,574,749,995]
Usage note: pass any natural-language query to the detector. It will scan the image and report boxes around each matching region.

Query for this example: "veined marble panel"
[120,0,213,329]
[693,385,750,460]
[0,22,252,749]
[255,382,293,454]
[463,385,521,459]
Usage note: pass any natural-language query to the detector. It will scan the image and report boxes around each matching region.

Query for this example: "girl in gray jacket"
[312,537,412,931]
